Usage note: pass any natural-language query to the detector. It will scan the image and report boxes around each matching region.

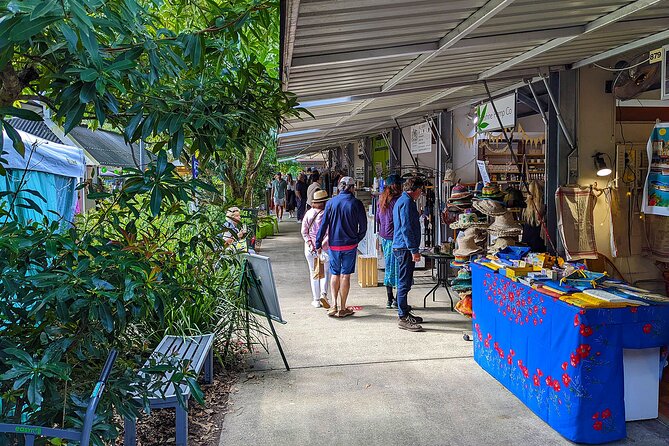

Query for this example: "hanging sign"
[477,160,491,185]
[641,123,669,216]
[410,122,432,154]
[477,93,516,132]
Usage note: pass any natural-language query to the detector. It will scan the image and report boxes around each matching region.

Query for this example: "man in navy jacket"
[392,177,425,332]
[316,176,367,317]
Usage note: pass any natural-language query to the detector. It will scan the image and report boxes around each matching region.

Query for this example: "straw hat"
[312,189,329,203]
[463,226,487,244]
[487,211,522,236]
[450,211,488,229]
[453,234,483,257]
[488,236,517,254]
[473,199,506,216]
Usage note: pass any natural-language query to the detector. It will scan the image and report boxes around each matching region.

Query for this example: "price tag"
[649,48,663,64]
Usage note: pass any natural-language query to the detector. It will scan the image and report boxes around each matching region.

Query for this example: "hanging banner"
[477,93,516,132]
[641,123,669,216]
[410,122,432,154]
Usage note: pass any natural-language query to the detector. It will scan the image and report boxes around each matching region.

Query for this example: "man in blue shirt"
[316,176,367,318]
[392,177,425,332]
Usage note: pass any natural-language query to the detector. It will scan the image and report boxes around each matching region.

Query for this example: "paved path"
[219,220,669,446]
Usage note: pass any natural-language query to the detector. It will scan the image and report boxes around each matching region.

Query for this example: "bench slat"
[141,335,214,400]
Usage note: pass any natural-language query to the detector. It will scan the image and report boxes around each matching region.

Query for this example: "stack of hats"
[447,183,472,211]
[451,268,472,292]
[476,183,505,202]
[472,199,506,217]
[486,211,523,255]
[449,209,488,230]
[453,230,484,258]
[487,211,522,237]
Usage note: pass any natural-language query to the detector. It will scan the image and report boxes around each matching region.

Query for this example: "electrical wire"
[593,58,649,72]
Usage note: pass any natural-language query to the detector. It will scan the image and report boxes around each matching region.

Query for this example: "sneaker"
[398,317,424,332]
[311,300,322,308]
[386,301,393,309]
[320,294,331,309]
[391,300,398,309]
[406,313,423,324]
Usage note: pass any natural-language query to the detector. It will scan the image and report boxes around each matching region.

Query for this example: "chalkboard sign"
[240,208,258,249]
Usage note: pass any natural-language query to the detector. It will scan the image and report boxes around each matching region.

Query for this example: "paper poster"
[641,123,669,216]
[477,160,491,184]
[410,122,432,154]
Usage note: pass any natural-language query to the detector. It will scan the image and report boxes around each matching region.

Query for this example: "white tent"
[2,128,85,179]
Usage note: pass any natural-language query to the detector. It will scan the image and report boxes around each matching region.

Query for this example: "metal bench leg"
[124,417,137,446]
[204,347,214,384]
[175,402,188,446]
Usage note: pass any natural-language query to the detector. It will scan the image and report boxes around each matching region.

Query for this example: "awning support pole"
[540,75,576,155]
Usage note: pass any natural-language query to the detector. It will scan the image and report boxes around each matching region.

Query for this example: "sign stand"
[223,259,290,371]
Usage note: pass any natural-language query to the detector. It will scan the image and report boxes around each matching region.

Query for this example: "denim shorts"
[329,248,357,275]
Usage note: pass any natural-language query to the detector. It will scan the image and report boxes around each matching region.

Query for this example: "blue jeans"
[394,249,415,318]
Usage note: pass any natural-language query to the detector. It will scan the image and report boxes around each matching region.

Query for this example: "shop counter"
[471,263,669,444]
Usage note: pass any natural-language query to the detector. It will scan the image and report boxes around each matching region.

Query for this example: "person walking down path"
[376,174,403,309]
[316,176,367,318]
[272,172,288,221]
[392,177,425,332]
[285,173,296,219]
[301,190,331,308]
[295,173,307,222]
[306,171,321,210]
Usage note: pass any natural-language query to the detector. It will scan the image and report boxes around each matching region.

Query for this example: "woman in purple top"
[376,174,403,308]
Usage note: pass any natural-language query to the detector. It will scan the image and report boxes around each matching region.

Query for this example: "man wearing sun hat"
[316,176,367,317]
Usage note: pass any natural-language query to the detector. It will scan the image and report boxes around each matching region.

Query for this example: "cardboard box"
[357,255,378,288]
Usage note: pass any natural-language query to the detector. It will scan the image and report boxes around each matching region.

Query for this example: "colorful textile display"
[555,186,598,260]
[472,263,669,444]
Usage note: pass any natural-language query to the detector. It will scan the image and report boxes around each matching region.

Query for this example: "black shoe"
[391,300,398,309]
[386,301,393,309]
[399,317,424,332]
[406,313,423,324]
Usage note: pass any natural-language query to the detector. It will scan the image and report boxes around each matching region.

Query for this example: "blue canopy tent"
[1,129,85,227]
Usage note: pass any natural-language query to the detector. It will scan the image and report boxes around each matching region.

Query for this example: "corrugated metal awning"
[279,0,669,156]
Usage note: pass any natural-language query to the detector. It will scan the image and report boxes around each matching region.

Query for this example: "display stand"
[223,259,290,371]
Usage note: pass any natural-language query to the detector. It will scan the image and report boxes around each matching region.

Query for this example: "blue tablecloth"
[471,263,669,444]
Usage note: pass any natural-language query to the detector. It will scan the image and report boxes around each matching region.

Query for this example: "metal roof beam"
[292,42,437,68]
[479,0,662,79]
[381,0,515,92]
[572,28,669,69]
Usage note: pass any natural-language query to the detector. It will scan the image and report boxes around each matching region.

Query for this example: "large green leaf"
[2,120,25,156]
[0,107,42,121]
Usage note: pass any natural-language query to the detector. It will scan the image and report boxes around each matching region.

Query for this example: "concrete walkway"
[219,220,669,446]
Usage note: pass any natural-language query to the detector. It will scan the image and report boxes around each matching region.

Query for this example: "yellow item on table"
[560,292,636,309]
[541,285,566,296]
[480,262,502,271]
[505,266,535,279]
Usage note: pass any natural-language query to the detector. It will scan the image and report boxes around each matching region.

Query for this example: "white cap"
[339,176,355,187]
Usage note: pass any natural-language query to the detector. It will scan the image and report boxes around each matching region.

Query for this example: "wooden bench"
[124,334,214,446]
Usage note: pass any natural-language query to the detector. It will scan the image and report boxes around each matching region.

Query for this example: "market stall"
[471,261,669,444]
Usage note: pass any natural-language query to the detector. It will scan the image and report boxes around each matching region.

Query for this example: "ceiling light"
[593,152,612,177]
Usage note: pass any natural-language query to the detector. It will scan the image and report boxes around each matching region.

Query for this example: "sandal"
[328,306,339,317]
[338,308,355,318]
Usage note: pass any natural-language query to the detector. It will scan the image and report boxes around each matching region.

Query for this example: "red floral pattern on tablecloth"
[483,273,546,326]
